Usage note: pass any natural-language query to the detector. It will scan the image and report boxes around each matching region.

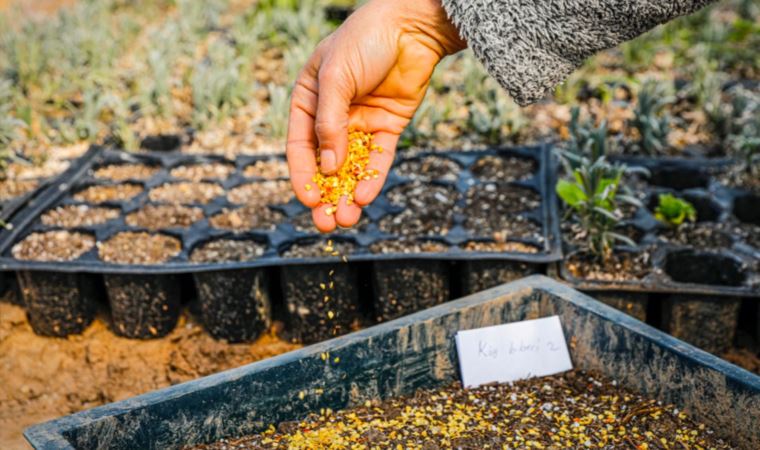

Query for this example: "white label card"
[455,315,573,388]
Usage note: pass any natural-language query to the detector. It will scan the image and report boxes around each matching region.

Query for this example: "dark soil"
[73,183,144,203]
[394,156,460,182]
[227,180,293,205]
[93,163,159,181]
[148,182,224,205]
[462,240,539,254]
[190,239,266,263]
[170,163,236,181]
[659,223,735,249]
[209,205,282,231]
[243,159,289,179]
[463,183,541,239]
[40,204,120,227]
[470,155,537,182]
[567,250,651,282]
[369,239,449,254]
[187,370,733,450]
[719,165,760,193]
[0,178,39,201]
[378,182,457,236]
[11,230,94,262]
[98,231,181,264]
[736,223,760,250]
[125,204,204,229]
[281,239,355,259]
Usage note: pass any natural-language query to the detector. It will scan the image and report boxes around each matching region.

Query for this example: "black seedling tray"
[0,145,561,342]
[24,276,760,450]
[555,154,759,353]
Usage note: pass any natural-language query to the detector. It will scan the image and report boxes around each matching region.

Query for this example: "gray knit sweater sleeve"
[441,0,715,105]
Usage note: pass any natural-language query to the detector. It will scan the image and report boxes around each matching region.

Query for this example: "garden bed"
[23,277,760,450]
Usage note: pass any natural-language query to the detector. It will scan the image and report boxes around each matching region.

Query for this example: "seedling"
[731,134,760,175]
[630,81,672,155]
[562,106,610,171]
[264,83,289,139]
[556,157,641,260]
[654,193,697,227]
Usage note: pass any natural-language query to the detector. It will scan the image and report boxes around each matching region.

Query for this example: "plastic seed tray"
[23,276,760,450]
[554,155,760,354]
[0,145,561,343]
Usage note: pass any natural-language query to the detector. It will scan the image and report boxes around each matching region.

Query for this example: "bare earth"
[0,301,299,450]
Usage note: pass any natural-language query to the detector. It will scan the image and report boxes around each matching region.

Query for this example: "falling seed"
[298,391,306,400]
[342,255,348,263]
[321,352,328,361]
[334,357,340,363]
[329,270,334,276]
[329,281,334,289]
[327,311,335,319]
[320,283,326,290]
[324,295,330,302]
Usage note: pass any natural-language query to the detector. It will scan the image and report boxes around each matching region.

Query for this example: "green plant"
[654,193,697,227]
[263,83,290,139]
[730,134,760,175]
[556,157,642,260]
[561,106,611,171]
[0,79,25,178]
[630,81,673,155]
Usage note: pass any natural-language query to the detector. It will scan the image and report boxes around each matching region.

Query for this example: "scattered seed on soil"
[394,156,460,182]
[660,223,734,249]
[282,239,356,259]
[12,230,94,262]
[464,183,542,237]
[93,163,159,181]
[125,204,204,230]
[567,250,651,281]
[462,240,539,254]
[186,369,733,450]
[209,205,282,231]
[470,155,537,182]
[227,180,292,205]
[98,231,181,265]
[379,182,457,236]
[0,179,39,201]
[149,182,223,204]
[170,163,235,181]
[314,130,381,208]
[243,159,290,179]
[40,205,120,227]
[369,239,449,254]
[190,239,266,263]
[73,183,144,203]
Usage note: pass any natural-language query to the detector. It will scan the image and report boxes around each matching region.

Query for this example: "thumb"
[315,67,352,174]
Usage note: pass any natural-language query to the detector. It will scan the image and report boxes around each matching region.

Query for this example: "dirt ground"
[0,300,299,450]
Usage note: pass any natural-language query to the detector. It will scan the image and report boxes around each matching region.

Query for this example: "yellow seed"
[320,283,326,290]
[304,184,312,191]
[334,357,340,363]
[327,311,335,319]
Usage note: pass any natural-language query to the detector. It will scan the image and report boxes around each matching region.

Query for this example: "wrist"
[397,0,467,56]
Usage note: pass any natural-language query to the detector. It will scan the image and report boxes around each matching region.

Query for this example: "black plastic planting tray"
[23,276,760,450]
[555,155,759,354]
[0,145,561,342]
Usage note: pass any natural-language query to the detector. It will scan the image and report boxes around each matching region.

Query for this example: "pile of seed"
[188,370,733,450]
[148,182,223,204]
[0,179,39,201]
[463,240,539,254]
[170,163,235,181]
[244,159,290,179]
[470,155,537,182]
[93,163,159,181]
[227,181,292,205]
[282,239,355,259]
[209,206,282,231]
[394,156,460,182]
[40,205,120,227]
[369,239,449,254]
[98,231,181,265]
[190,239,266,263]
[12,231,95,262]
[73,184,144,204]
[125,204,204,229]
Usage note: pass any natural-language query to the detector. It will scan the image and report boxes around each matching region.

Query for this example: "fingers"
[354,131,398,206]
[311,204,337,233]
[335,196,362,228]
[286,57,321,208]
[315,66,352,174]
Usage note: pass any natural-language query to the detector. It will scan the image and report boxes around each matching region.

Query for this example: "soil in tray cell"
[0,178,39,201]
[470,154,537,182]
[40,204,120,228]
[463,183,542,239]
[126,204,204,230]
[190,238,266,263]
[73,183,144,204]
[369,238,449,254]
[12,230,95,262]
[227,180,293,205]
[378,182,457,236]
[209,205,283,231]
[243,159,289,179]
[394,155,460,182]
[170,162,236,182]
[93,163,159,181]
[566,250,651,282]
[188,370,733,450]
[461,239,539,254]
[98,231,181,265]
[659,223,735,249]
[148,182,224,205]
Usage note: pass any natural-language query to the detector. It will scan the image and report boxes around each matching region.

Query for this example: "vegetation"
[630,81,672,155]
[654,193,697,227]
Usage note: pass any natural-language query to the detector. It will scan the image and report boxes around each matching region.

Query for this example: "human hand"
[286,0,466,232]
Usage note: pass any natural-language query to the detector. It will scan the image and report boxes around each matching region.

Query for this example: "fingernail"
[321,150,337,173]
